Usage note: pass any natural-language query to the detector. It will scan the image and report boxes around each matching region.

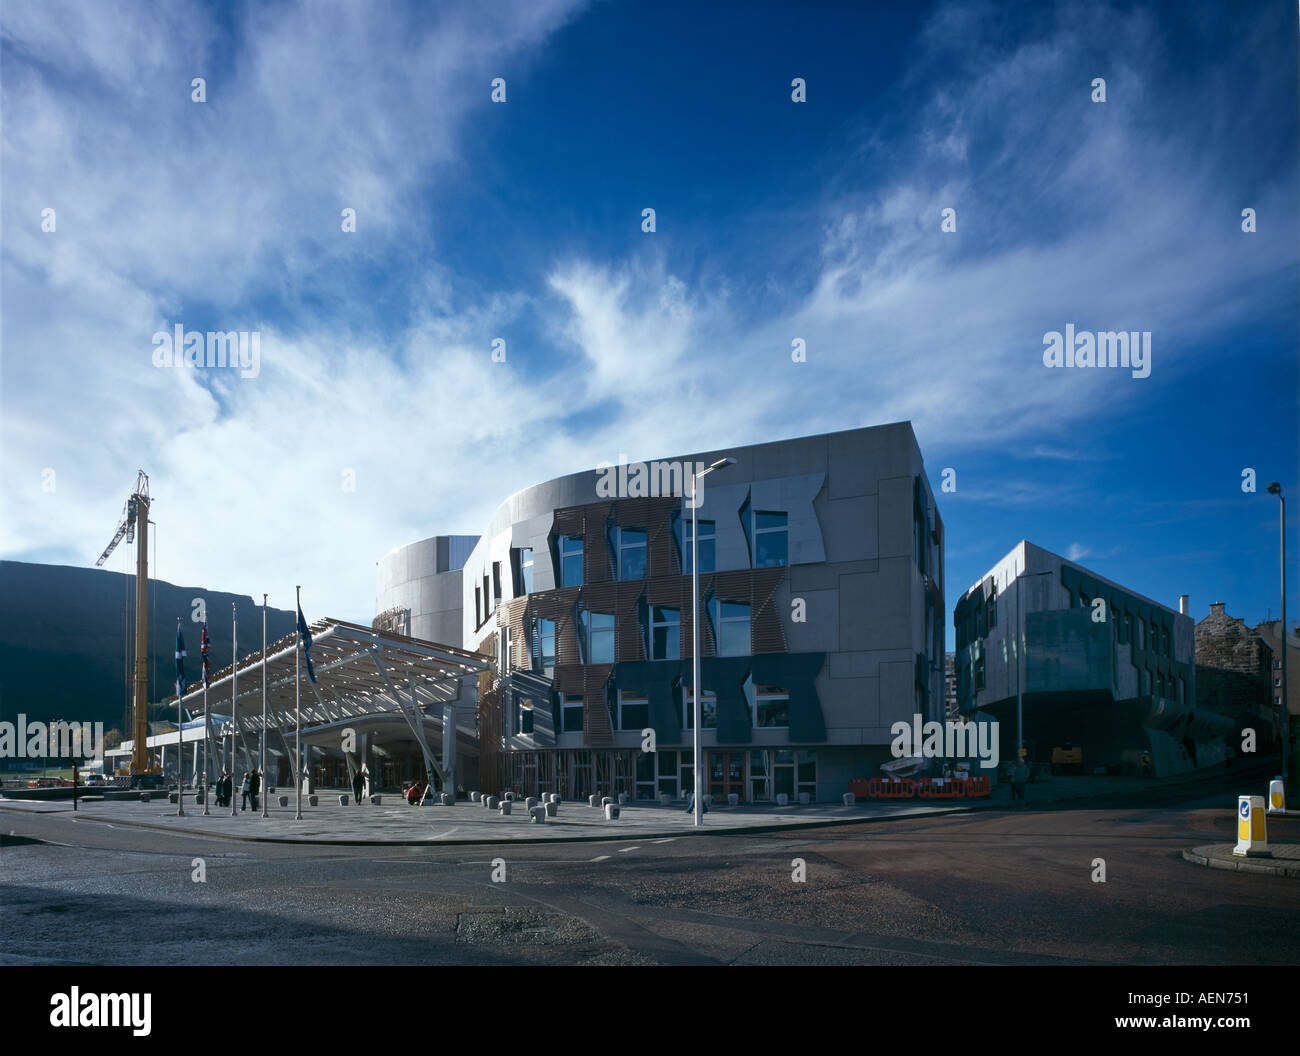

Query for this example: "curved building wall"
[375,534,478,646]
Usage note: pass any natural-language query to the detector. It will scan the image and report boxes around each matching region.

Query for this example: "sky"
[1,0,1296,648]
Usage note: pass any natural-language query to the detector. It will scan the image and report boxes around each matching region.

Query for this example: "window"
[519,702,534,735]
[749,750,769,801]
[1161,627,1169,656]
[514,547,534,596]
[533,617,556,675]
[635,752,656,800]
[475,584,483,628]
[753,510,788,567]
[614,690,648,732]
[683,685,717,729]
[986,590,997,629]
[658,750,682,798]
[560,535,583,587]
[797,749,817,801]
[1276,678,1283,688]
[610,526,646,581]
[711,598,750,657]
[502,627,513,673]
[651,606,680,660]
[773,749,796,799]
[492,561,502,603]
[561,693,584,734]
[679,516,715,574]
[583,610,616,664]
[974,654,986,691]
[754,684,789,728]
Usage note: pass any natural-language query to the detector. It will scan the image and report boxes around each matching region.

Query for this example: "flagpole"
[176,618,185,817]
[261,593,268,818]
[295,584,302,821]
[231,602,239,817]
[202,677,210,816]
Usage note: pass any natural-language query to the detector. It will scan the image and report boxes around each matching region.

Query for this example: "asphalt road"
[2,788,1296,966]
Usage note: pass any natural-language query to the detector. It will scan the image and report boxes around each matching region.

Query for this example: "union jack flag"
[201,623,211,687]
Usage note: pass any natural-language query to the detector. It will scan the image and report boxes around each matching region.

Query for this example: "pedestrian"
[1010,756,1030,808]
[249,769,261,812]
[240,771,251,811]
[406,780,421,806]
[683,789,708,814]
[352,768,365,805]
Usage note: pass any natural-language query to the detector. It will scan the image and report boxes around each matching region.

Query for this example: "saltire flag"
[175,621,186,699]
[201,623,211,687]
[297,605,317,683]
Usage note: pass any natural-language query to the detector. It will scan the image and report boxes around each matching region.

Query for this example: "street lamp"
[1267,482,1290,791]
[690,457,735,828]
[1012,568,1054,762]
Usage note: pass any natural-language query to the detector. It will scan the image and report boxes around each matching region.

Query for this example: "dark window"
[560,535,583,587]
[679,516,715,574]
[533,617,556,674]
[561,694,584,734]
[712,598,750,657]
[611,526,647,581]
[584,610,616,664]
[513,548,534,596]
[651,606,680,660]
[753,510,788,567]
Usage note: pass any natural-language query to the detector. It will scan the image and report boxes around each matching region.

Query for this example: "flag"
[297,605,317,683]
[201,623,211,687]
[175,622,186,699]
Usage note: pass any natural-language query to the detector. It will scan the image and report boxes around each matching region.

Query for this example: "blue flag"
[201,623,211,686]
[298,605,317,683]
[175,622,186,699]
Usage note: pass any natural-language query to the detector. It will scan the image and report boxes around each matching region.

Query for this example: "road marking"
[618,846,640,853]
[652,838,675,844]
[590,855,610,862]
[430,827,461,839]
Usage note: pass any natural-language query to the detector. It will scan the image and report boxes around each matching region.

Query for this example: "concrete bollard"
[659,793,672,806]
[530,805,546,823]
[601,796,614,807]
[504,792,515,802]
[798,792,809,805]
[776,793,789,806]
[604,803,620,820]
[843,792,855,806]
[278,795,288,807]
[545,800,558,817]
[589,794,601,807]
[169,792,179,804]
[194,790,204,804]
[339,794,350,806]
[499,801,512,815]
[728,793,739,806]
[618,792,629,806]
[140,792,151,803]
[549,793,560,804]
[487,796,500,809]
[309,794,319,807]
[440,792,454,806]
[470,791,481,803]
[525,796,539,810]
[703,794,713,807]
[370,795,382,805]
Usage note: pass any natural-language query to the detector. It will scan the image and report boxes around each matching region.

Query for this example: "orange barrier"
[849,774,993,800]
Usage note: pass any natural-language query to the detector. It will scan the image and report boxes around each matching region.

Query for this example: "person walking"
[352,768,366,805]
[248,769,261,812]
[1010,755,1030,808]
[239,771,251,811]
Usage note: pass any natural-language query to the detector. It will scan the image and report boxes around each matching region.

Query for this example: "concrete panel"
[788,558,878,593]
[784,588,837,653]
[838,559,913,652]
[878,659,916,728]
[820,494,878,564]
[877,476,914,559]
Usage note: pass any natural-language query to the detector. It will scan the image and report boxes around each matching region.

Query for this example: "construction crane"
[96,470,160,783]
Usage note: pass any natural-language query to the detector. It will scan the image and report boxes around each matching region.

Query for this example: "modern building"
[1194,603,1278,754]
[376,422,945,802]
[944,651,957,718]
[953,541,1214,777]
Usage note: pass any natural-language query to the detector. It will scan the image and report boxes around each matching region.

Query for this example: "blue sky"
[1,0,1296,646]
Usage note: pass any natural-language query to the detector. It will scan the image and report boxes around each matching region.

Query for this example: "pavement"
[0,767,1285,845]
[1182,842,1300,878]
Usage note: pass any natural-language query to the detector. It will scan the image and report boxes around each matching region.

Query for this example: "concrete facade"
[953,541,1211,777]
[376,422,944,801]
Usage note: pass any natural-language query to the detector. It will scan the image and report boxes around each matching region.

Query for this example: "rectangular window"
[636,751,655,800]
[561,693,584,734]
[519,703,534,735]
[774,748,796,799]
[534,617,556,675]
[681,518,716,574]
[475,584,482,628]
[712,599,750,657]
[611,526,647,581]
[514,547,534,596]
[754,684,789,728]
[753,510,788,567]
[651,606,680,660]
[683,686,717,729]
[483,572,491,617]
[749,750,769,801]
[797,749,817,801]
[986,592,997,629]
[974,654,986,691]
[584,610,616,664]
[617,690,649,732]
[658,749,680,798]
[560,535,584,587]
[492,561,502,603]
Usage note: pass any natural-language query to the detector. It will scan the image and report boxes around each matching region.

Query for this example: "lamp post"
[690,457,735,828]
[231,602,239,817]
[261,594,268,818]
[1266,483,1291,791]
[1013,567,1054,762]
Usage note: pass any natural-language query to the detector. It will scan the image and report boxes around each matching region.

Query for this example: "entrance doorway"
[708,751,745,803]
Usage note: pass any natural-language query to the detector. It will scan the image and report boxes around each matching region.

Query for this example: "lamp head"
[699,456,736,478]
[1267,482,1282,496]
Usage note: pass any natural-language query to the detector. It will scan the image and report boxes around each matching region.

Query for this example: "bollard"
[601,796,614,807]
[843,792,855,806]
[504,792,515,802]
[1268,778,1286,814]
[776,793,789,806]
[525,796,538,810]
[545,800,558,817]
[308,795,318,807]
[659,792,672,806]
[798,792,810,805]
[339,794,350,806]
[168,792,179,804]
[589,794,601,807]
[370,795,382,805]
[703,794,713,807]
[549,793,560,804]
[487,796,500,810]
[1233,795,1271,857]
[470,791,481,803]
[194,790,204,805]
[604,803,620,820]
[728,793,739,807]
[618,792,629,806]
[530,805,546,823]
[440,792,454,806]
[278,795,288,807]
[499,801,512,815]
[140,792,151,803]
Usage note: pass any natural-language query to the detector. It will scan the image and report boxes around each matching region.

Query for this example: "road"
[2,789,1296,966]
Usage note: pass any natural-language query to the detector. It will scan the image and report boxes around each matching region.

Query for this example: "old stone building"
[1195,602,1277,752]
